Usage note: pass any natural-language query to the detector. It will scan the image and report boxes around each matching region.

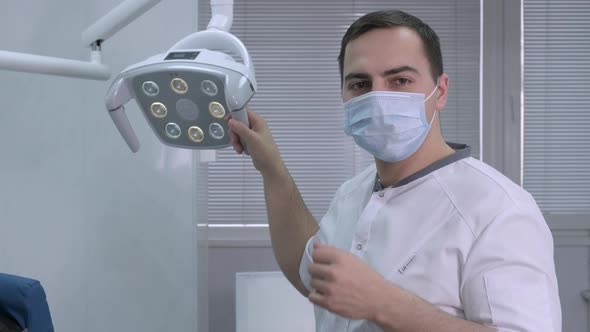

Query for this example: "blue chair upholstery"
[0,273,54,332]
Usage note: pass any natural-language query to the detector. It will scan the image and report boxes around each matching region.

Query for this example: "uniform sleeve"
[298,234,316,292]
[299,225,334,292]
[298,187,343,293]
[460,206,562,332]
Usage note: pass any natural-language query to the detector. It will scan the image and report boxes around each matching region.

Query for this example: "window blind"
[523,0,590,214]
[199,0,481,224]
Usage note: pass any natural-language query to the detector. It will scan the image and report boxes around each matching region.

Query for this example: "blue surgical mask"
[343,86,438,162]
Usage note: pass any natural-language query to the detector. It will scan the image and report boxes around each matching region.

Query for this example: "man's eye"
[350,81,370,90]
[394,78,411,86]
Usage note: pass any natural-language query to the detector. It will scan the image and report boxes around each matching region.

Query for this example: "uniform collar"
[373,142,471,192]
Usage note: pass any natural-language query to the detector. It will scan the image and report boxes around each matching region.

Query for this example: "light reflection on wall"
[157,146,194,171]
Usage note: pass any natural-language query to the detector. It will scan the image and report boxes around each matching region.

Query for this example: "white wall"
[0,1,201,331]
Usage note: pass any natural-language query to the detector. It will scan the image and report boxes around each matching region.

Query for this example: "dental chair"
[0,273,54,332]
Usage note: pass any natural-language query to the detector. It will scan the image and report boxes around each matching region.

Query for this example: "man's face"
[341,27,448,114]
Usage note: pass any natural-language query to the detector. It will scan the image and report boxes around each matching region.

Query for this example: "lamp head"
[106,30,256,152]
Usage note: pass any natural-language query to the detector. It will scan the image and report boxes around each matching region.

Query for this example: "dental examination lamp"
[0,0,255,153]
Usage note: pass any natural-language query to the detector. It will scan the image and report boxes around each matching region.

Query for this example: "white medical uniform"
[299,144,561,332]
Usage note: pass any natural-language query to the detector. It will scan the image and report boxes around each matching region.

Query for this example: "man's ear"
[435,74,449,111]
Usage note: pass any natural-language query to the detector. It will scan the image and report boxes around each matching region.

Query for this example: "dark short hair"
[338,10,443,84]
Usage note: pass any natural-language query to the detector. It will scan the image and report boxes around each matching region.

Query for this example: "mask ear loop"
[429,110,437,126]
[425,79,439,125]
[424,80,439,102]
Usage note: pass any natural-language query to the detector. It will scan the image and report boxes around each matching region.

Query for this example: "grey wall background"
[554,245,590,332]
[0,1,202,331]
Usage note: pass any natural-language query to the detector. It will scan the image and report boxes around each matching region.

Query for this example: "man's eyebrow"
[344,65,420,82]
[382,65,420,76]
[344,72,371,82]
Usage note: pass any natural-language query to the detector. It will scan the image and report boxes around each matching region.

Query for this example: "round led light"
[209,123,225,140]
[142,81,159,97]
[150,102,167,118]
[170,78,188,94]
[208,102,226,119]
[201,80,218,96]
[188,126,205,143]
[165,122,182,139]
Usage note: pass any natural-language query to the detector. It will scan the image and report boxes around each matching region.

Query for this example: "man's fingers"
[308,263,333,280]
[225,114,244,153]
[228,127,243,154]
[228,118,257,145]
[308,291,326,306]
[310,278,330,295]
[312,243,343,264]
[245,109,267,131]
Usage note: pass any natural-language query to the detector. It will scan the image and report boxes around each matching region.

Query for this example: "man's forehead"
[343,27,427,75]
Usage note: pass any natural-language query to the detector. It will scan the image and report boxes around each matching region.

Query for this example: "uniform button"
[356,244,363,250]
[378,192,385,198]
